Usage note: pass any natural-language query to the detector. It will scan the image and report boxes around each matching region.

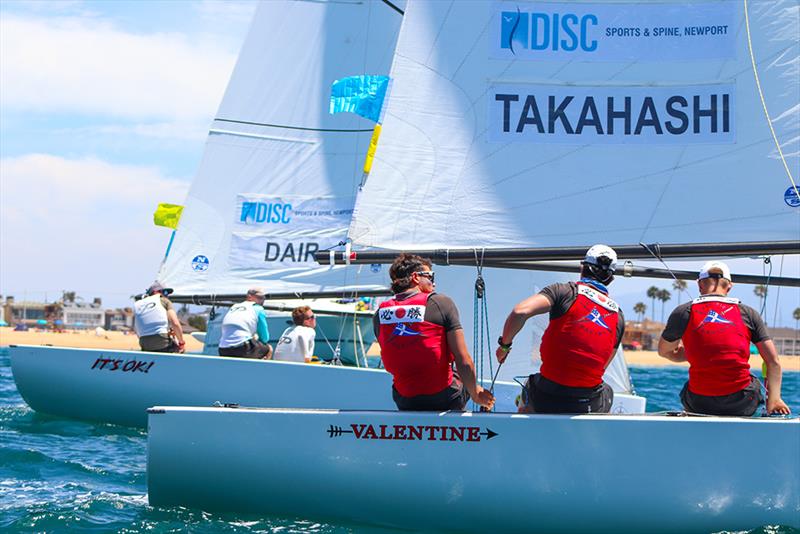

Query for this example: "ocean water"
[1,347,798,533]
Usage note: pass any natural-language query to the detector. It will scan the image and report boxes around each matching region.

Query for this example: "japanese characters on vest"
[378,292,452,397]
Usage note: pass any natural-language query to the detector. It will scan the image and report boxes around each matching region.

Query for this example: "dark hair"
[389,253,432,293]
[292,305,312,325]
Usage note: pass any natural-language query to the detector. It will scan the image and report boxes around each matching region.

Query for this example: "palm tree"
[793,308,800,344]
[753,285,768,313]
[657,288,672,323]
[633,302,646,322]
[646,286,659,321]
[672,279,688,304]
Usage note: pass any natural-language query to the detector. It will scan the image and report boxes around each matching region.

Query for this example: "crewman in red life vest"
[375,253,495,411]
[496,245,623,414]
[658,261,790,416]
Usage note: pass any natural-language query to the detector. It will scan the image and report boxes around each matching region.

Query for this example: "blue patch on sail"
[192,255,210,272]
[330,75,390,123]
[785,186,800,208]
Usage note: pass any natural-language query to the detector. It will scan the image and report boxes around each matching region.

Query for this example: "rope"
[639,242,694,301]
[743,0,798,197]
[759,256,772,319]
[472,248,495,411]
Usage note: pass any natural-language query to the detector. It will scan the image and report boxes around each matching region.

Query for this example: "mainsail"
[349,0,799,250]
[159,0,404,296]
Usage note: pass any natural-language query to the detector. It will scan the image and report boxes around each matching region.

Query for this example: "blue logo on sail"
[785,186,800,208]
[500,8,598,53]
[702,310,733,325]
[583,307,610,330]
[191,255,210,272]
[393,323,421,337]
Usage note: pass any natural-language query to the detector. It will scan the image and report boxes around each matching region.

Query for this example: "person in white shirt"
[218,288,272,359]
[134,282,185,353]
[273,306,316,363]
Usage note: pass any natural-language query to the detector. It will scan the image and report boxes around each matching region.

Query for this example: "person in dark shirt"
[374,253,494,411]
[496,245,624,414]
[658,261,789,416]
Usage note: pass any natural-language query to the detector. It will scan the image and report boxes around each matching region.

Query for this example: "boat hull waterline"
[9,345,647,427]
[146,406,800,533]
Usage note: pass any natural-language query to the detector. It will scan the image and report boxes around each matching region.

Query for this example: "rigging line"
[639,242,694,301]
[744,0,798,197]
[771,255,784,327]
[213,118,373,133]
[380,0,404,16]
[759,256,773,319]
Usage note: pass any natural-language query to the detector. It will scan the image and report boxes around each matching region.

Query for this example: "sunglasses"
[305,314,316,320]
[416,271,435,283]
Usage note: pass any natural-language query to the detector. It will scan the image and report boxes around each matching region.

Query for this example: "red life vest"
[682,296,752,396]
[539,283,620,388]
[378,291,452,397]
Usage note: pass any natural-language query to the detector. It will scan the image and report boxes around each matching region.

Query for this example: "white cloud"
[0,154,190,305]
[0,14,237,121]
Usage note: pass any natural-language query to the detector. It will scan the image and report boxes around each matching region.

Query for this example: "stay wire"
[639,242,695,301]
[771,255,784,327]
[759,256,772,319]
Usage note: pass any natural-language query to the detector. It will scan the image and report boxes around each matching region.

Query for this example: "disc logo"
[501,8,598,54]
[191,255,210,271]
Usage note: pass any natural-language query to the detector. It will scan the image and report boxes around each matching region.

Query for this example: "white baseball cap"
[583,244,618,272]
[698,260,732,281]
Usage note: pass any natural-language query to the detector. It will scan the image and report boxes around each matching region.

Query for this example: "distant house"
[105,308,134,331]
[62,299,105,329]
[767,327,799,357]
[623,319,664,351]
[1,296,50,326]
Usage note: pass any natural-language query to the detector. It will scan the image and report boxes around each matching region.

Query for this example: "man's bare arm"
[448,329,494,409]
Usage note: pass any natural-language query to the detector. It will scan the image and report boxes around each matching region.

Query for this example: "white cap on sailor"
[698,260,732,282]
[583,244,618,272]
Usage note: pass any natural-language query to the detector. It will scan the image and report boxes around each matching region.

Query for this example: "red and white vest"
[378,292,452,397]
[683,295,751,396]
[539,283,619,388]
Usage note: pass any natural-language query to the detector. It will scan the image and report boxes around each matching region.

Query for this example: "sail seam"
[744,0,798,196]
[214,118,373,133]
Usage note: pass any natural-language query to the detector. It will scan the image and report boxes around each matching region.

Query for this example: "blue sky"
[0,0,797,326]
[1,0,256,308]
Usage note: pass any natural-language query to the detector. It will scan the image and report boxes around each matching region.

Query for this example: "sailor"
[376,253,495,411]
[496,245,623,413]
[133,282,186,353]
[218,288,273,359]
[658,261,790,416]
[272,306,316,363]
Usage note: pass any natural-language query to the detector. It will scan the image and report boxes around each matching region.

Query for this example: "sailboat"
[8,0,409,428]
[146,0,799,531]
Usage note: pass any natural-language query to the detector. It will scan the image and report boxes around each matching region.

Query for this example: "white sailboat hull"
[9,345,644,428]
[147,406,800,532]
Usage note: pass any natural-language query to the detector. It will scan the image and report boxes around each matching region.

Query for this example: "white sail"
[159,0,404,295]
[349,0,799,250]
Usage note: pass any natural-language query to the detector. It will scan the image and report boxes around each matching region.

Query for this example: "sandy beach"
[0,327,204,353]
[1,327,796,372]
